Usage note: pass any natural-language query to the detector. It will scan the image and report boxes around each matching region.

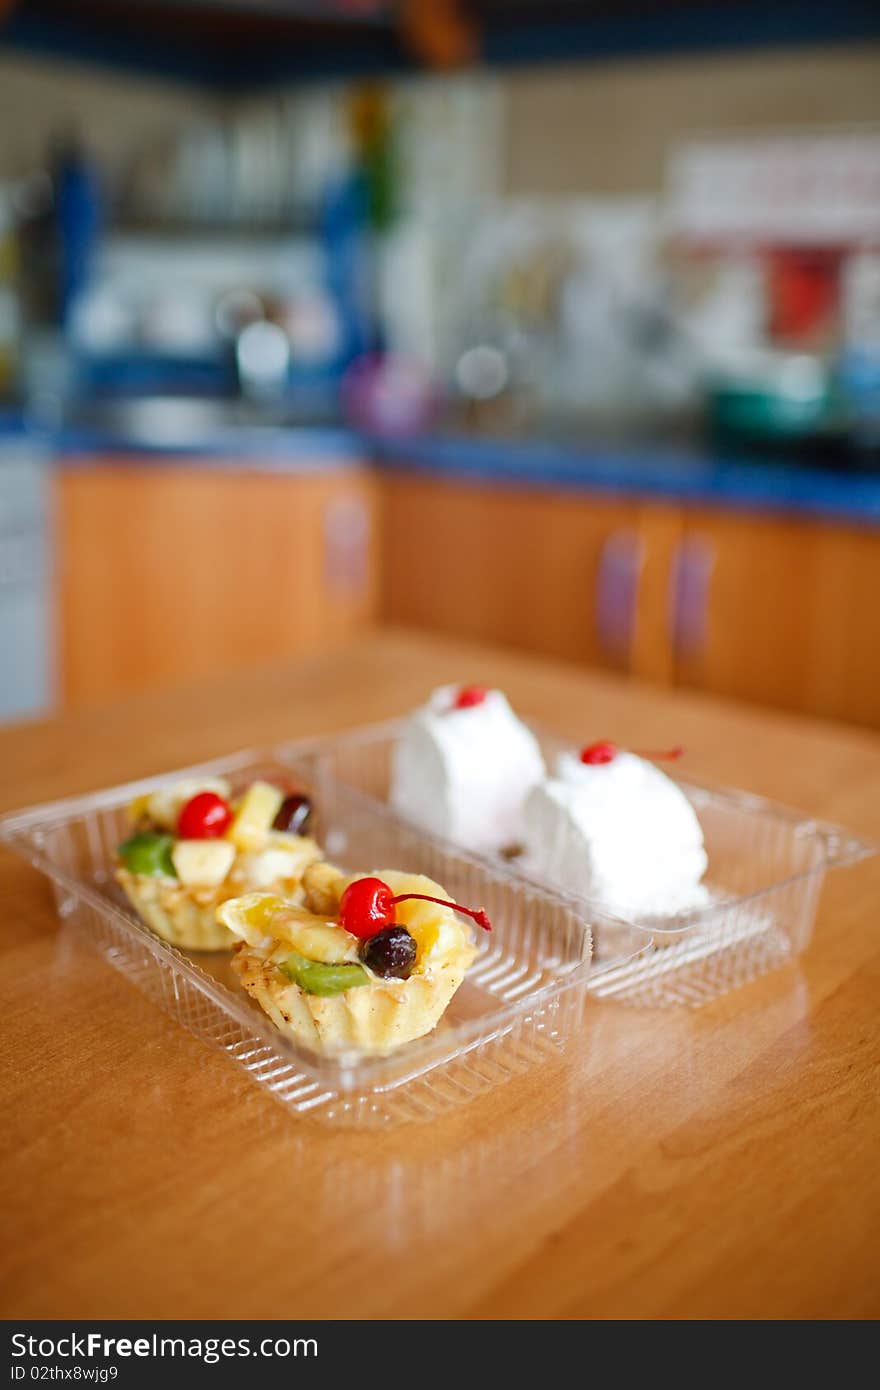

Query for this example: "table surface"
[2,628,879,1320]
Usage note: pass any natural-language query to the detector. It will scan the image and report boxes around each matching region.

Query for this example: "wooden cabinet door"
[672,508,880,729]
[381,472,644,671]
[57,462,379,708]
[807,525,880,728]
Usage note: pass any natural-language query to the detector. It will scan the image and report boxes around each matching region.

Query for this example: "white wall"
[502,42,880,196]
[0,52,219,179]
[1,39,878,197]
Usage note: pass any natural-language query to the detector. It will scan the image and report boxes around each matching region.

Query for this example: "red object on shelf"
[767,247,843,349]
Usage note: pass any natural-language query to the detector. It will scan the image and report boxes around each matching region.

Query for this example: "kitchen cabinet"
[381,472,650,675]
[380,470,880,730]
[672,508,880,728]
[56,462,380,708]
[53,461,880,727]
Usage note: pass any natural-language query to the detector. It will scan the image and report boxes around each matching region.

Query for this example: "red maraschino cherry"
[580,741,684,766]
[177,790,233,838]
[453,684,489,709]
[338,876,492,940]
[580,740,618,765]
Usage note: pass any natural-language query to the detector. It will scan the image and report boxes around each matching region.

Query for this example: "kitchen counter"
[377,432,880,528]
[5,411,879,524]
[54,421,367,470]
[1,628,878,1319]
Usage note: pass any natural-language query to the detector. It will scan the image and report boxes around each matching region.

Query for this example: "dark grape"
[272,792,314,836]
[360,925,417,980]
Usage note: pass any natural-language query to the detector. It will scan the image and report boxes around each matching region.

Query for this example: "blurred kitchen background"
[2,0,880,729]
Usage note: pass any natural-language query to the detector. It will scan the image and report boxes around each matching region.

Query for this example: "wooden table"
[2,628,878,1320]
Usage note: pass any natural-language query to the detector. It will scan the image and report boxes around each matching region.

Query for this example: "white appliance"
[0,436,53,722]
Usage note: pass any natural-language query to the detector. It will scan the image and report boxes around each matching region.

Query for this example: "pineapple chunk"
[127,793,152,825]
[217,892,358,963]
[172,838,236,888]
[227,781,284,851]
[229,893,287,935]
[217,893,273,945]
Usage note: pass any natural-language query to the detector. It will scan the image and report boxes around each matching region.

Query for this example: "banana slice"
[217,892,359,963]
[230,832,321,891]
[301,860,348,916]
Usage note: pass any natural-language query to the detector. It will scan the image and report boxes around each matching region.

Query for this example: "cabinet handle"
[324,495,371,597]
[595,529,643,665]
[669,535,715,659]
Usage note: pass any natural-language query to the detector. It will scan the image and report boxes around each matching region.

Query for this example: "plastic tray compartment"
[278,720,876,1006]
[0,750,607,1127]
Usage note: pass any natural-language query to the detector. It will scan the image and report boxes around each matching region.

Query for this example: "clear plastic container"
[278,719,877,1006]
[0,750,628,1127]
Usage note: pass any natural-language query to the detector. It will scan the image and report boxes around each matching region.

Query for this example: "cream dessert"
[390,684,545,855]
[522,740,709,918]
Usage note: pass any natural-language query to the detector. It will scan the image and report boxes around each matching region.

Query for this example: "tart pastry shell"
[115,868,240,951]
[232,939,477,1052]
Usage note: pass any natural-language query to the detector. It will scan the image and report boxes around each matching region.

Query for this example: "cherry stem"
[392,893,492,932]
[634,745,684,761]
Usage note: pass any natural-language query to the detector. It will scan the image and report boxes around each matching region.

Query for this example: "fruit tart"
[115,777,320,950]
[217,862,490,1052]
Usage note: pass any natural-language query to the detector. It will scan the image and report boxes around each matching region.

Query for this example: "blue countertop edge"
[372,433,880,529]
[2,412,880,527]
[0,411,365,467]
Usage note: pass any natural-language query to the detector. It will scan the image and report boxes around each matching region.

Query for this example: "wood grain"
[1,629,879,1319]
[676,508,880,728]
[382,471,638,672]
[56,462,380,708]
[631,501,683,686]
[382,473,880,729]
